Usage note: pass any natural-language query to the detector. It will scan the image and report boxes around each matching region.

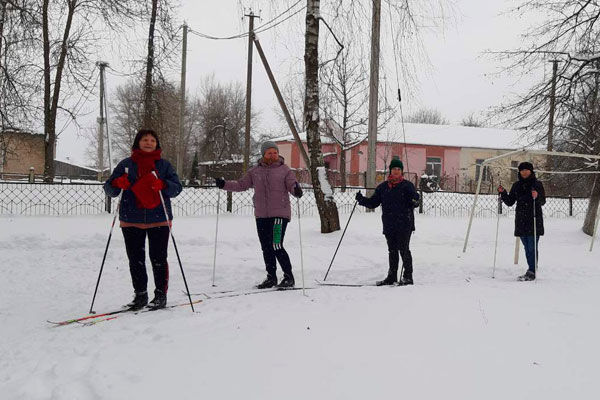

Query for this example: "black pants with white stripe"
[256,217,293,279]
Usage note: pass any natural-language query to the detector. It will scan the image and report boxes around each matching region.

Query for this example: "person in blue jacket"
[355,159,420,286]
[104,129,182,309]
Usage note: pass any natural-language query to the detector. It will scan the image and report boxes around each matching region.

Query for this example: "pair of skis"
[48,299,203,327]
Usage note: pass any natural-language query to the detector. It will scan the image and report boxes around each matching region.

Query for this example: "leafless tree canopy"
[406,107,448,125]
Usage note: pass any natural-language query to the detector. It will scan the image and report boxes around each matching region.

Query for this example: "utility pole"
[97,61,108,181]
[366,0,381,195]
[177,22,188,177]
[254,36,310,167]
[548,60,558,153]
[244,11,259,173]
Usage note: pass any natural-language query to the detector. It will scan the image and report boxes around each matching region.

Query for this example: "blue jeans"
[520,236,540,274]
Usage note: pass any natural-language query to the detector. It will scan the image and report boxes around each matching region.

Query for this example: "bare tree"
[492,1,600,235]
[198,77,248,164]
[406,107,448,125]
[0,1,39,132]
[305,0,340,233]
[460,113,486,127]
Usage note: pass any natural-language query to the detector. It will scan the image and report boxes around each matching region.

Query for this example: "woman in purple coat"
[216,141,303,288]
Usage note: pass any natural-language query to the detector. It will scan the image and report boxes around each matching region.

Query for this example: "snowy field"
[1,212,599,399]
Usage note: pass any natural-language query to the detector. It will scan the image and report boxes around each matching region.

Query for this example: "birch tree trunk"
[304,0,340,233]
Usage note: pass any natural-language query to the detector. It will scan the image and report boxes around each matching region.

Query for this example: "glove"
[355,191,363,201]
[411,198,421,209]
[294,183,303,198]
[215,177,225,189]
[111,174,131,190]
[151,179,166,191]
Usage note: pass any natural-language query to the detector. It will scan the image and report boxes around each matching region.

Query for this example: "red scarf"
[131,149,161,177]
[387,173,404,188]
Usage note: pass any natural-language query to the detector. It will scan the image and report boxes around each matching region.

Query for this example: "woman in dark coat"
[355,159,420,286]
[498,161,546,281]
[104,129,183,309]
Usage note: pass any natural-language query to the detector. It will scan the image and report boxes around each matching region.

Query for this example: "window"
[475,159,491,181]
[425,157,442,177]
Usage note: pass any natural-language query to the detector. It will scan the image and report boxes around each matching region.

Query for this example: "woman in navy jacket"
[356,159,420,286]
[104,129,182,309]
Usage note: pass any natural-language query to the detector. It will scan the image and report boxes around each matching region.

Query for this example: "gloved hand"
[294,183,303,198]
[215,177,225,189]
[111,174,131,190]
[411,198,421,209]
[355,191,363,202]
[151,179,166,192]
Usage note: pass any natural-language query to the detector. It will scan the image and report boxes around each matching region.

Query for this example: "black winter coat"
[500,173,545,236]
[104,157,183,224]
[358,180,420,234]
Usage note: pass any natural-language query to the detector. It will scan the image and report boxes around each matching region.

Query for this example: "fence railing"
[0,182,591,219]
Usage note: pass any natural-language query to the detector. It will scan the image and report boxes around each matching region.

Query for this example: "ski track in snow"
[1,213,599,399]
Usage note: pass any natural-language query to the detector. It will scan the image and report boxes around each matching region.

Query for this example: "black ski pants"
[384,230,413,278]
[122,226,170,295]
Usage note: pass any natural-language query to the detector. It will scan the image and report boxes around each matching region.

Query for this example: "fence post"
[419,188,424,214]
[105,193,111,213]
[569,195,573,217]
[227,191,232,212]
[28,167,35,183]
[498,195,502,215]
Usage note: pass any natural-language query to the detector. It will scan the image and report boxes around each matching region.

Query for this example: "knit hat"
[261,141,279,155]
[389,158,404,171]
[518,161,534,172]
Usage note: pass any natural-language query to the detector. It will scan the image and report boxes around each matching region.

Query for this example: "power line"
[189,1,305,40]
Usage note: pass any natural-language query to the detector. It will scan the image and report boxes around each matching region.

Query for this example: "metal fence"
[0,182,591,219]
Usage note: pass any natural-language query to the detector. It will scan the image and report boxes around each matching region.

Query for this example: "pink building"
[273,123,525,189]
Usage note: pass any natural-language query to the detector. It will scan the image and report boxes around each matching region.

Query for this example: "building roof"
[273,124,542,151]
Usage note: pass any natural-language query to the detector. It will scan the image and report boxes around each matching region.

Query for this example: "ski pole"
[533,191,538,276]
[296,196,306,296]
[323,200,358,281]
[492,191,502,278]
[89,167,128,314]
[154,172,195,312]
[212,189,221,287]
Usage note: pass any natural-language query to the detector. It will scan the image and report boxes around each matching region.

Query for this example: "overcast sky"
[55,0,545,166]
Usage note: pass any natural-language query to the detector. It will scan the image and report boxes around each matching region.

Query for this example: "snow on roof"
[273,124,542,150]
[271,131,336,145]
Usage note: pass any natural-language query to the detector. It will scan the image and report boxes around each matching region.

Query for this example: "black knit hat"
[132,129,161,150]
[389,158,404,171]
[518,161,534,172]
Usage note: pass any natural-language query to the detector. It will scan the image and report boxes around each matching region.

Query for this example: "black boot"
[278,274,295,288]
[398,274,414,286]
[376,268,398,286]
[256,275,277,289]
[518,270,536,281]
[148,289,167,310]
[126,291,148,310]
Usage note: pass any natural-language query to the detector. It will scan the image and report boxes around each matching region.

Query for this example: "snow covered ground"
[1,212,599,399]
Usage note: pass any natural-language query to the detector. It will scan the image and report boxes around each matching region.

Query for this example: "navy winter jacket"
[104,157,183,223]
[358,180,420,234]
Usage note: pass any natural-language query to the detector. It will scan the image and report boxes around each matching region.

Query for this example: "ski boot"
[278,274,295,288]
[126,291,148,310]
[398,275,414,286]
[148,289,167,310]
[256,275,278,289]
[376,267,397,286]
[518,271,536,281]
